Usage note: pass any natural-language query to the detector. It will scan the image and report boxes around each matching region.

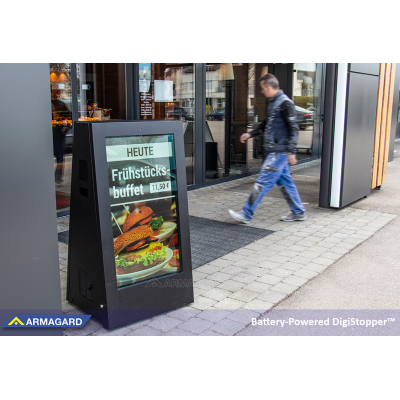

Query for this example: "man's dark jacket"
[249,89,298,155]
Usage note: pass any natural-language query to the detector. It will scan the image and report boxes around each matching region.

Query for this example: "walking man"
[229,73,306,223]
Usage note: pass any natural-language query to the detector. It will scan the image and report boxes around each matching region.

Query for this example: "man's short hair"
[259,73,280,90]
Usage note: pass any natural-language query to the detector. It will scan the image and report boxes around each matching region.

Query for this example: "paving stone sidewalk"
[57,174,396,336]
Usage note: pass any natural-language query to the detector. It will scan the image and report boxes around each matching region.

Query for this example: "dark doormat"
[58,216,274,269]
[188,216,274,269]
[58,230,69,244]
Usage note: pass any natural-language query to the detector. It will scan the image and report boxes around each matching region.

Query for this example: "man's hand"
[240,133,251,143]
[287,155,297,165]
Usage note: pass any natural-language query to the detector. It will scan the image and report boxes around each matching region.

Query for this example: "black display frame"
[67,120,194,330]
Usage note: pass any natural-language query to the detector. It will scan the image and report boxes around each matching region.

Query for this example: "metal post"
[194,63,206,188]
[319,63,337,208]
[71,63,78,123]
[224,80,233,174]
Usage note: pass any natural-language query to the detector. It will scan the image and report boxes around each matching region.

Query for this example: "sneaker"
[228,210,251,224]
[281,212,306,222]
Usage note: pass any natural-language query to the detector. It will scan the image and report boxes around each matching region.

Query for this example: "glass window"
[138,63,195,186]
[204,63,321,181]
[77,63,127,121]
[50,63,73,210]
[206,63,266,180]
[396,80,400,139]
[50,63,128,211]
[293,63,317,160]
[245,63,269,173]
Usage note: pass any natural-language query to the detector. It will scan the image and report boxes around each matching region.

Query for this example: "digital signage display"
[105,134,180,288]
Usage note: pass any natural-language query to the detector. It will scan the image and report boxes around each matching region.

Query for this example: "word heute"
[127,146,154,157]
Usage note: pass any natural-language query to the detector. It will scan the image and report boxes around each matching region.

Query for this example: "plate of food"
[153,222,177,242]
[113,225,173,286]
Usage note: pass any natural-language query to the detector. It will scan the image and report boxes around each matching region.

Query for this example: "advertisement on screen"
[105,135,180,288]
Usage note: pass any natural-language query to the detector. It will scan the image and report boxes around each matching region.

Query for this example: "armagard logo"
[145,279,193,288]
[145,280,164,288]
[3,315,91,328]
[8,317,24,326]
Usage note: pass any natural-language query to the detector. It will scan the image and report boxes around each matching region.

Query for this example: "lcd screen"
[105,134,180,288]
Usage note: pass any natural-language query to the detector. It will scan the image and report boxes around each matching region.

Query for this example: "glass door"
[293,63,318,161]
[138,63,196,185]
[205,63,268,181]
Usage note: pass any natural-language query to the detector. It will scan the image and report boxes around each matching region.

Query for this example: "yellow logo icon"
[8,317,24,326]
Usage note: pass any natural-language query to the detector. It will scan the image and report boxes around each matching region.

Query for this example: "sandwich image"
[167,233,180,271]
[122,205,164,234]
[114,225,167,275]
[168,249,180,271]
[122,206,154,232]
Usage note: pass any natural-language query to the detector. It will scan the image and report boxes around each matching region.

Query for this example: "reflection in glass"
[50,63,73,209]
[77,63,127,121]
[396,81,400,139]
[246,63,269,173]
[206,63,268,180]
[293,63,317,160]
[138,63,195,185]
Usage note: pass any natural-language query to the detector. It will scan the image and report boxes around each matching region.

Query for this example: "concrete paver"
[196,309,232,323]
[242,281,272,294]
[198,330,224,336]
[191,296,218,309]
[226,309,261,324]
[202,288,232,301]
[217,279,247,292]
[229,289,259,303]
[127,326,163,336]
[256,274,283,285]
[163,329,196,336]
[194,279,220,291]
[213,298,245,310]
[242,299,274,311]
[146,315,182,333]
[281,275,309,287]
[270,282,299,295]
[211,319,246,336]
[177,317,214,334]
[256,290,287,303]
[167,307,201,321]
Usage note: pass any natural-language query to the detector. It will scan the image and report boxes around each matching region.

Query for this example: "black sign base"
[67,121,194,330]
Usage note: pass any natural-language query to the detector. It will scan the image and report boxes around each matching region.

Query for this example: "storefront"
[50,63,325,211]
[2,62,399,336]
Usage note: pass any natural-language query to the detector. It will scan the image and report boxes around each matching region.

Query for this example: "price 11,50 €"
[150,181,171,193]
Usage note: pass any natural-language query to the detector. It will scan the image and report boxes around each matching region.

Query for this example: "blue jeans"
[242,152,305,220]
